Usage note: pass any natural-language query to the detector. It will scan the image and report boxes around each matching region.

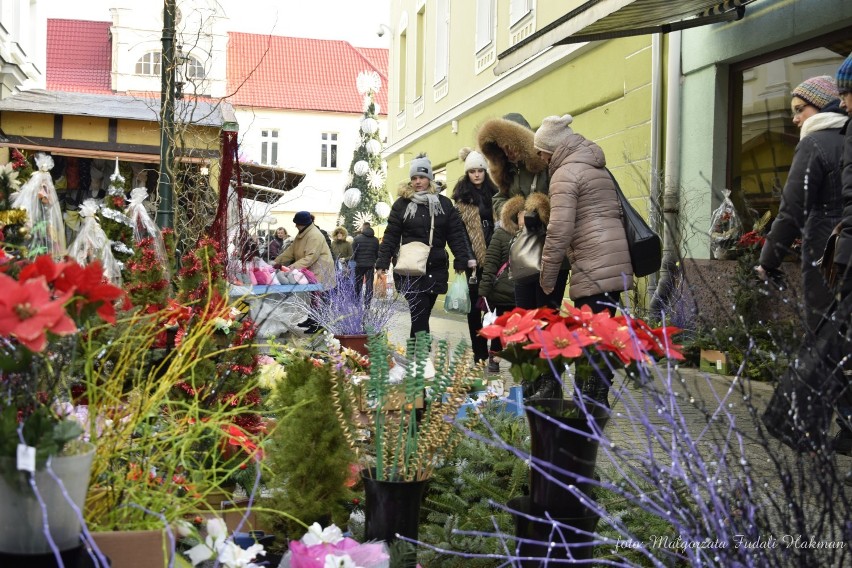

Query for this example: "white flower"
[174,520,194,538]
[301,523,344,546]
[217,541,266,568]
[367,169,385,190]
[212,317,233,333]
[325,553,360,568]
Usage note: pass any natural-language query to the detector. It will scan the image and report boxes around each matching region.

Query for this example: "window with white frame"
[475,0,495,52]
[184,56,206,79]
[261,129,279,166]
[509,0,532,27]
[320,132,338,168]
[434,0,449,84]
[135,52,162,76]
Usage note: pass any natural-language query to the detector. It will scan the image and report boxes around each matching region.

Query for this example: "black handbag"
[606,169,662,277]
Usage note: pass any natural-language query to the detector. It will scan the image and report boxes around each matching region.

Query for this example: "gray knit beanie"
[409,155,434,180]
[534,114,575,153]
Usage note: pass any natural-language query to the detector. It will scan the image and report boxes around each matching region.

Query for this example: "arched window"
[135,52,161,76]
[184,56,205,79]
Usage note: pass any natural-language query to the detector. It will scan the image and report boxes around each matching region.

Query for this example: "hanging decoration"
[374,202,391,219]
[343,187,362,208]
[360,118,379,135]
[356,70,382,95]
[354,211,374,228]
[11,152,67,260]
[353,161,370,177]
[367,169,386,190]
[365,139,382,156]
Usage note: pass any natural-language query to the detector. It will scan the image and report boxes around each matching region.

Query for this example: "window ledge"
[433,78,448,102]
[510,11,536,47]
[475,45,496,75]
[413,96,425,117]
[396,109,407,130]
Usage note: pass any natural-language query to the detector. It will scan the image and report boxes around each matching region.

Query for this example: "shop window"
[320,132,338,169]
[261,129,278,166]
[728,31,851,230]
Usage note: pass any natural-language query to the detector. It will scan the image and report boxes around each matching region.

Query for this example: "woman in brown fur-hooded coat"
[477,113,550,218]
[452,146,499,362]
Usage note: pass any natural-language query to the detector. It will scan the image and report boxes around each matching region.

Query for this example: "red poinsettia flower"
[590,313,653,365]
[17,254,71,284]
[523,320,596,360]
[0,273,76,352]
[480,308,545,346]
[54,260,125,323]
[633,320,685,360]
[222,423,262,459]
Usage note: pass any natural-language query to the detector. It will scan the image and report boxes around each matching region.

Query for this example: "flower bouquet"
[479,302,684,396]
[281,522,389,568]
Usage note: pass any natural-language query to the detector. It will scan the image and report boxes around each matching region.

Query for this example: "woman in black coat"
[352,223,380,304]
[757,76,847,333]
[376,154,473,338]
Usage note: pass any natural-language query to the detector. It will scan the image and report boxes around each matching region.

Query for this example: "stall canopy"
[239,162,306,204]
[495,0,756,75]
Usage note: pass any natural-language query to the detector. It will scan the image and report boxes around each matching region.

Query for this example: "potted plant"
[480,303,684,562]
[0,253,124,561]
[297,273,406,355]
[329,332,474,565]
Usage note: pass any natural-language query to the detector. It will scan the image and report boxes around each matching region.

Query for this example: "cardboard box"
[700,349,729,374]
[92,529,167,568]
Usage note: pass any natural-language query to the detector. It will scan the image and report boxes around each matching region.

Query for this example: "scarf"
[403,191,444,221]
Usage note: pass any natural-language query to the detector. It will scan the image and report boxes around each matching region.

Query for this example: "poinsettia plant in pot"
[0,252,125,471]
[479,302,685,400]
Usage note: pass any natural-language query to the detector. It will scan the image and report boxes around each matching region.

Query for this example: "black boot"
[527,375,563,401]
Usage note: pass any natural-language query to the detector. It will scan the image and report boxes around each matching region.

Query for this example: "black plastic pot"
[361,468,428,559]
[525,398,609,514]
[509,496,599,565]
[0,544,109,567]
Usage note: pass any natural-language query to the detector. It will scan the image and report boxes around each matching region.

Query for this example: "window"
[415,7,425,100]
[135,52,161,76]
[320,132,338,168]
[475,0,495,52]
[184,56,205,79]
[261,129,279,166]
[509,0,532,27]
[727,30,849,231]
[434,0,449,84]
[398,30,408,105]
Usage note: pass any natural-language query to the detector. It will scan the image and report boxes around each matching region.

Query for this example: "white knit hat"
[534,114,574,153]
[463,149,487,172]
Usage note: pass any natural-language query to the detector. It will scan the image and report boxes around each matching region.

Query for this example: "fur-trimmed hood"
[332,226,348,239]
[500,195,524,234]
[396,179,440,199]
[524,192,551,226]
[477,117,548,194]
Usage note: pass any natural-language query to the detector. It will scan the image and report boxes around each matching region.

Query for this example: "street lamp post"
[156,0,177,230]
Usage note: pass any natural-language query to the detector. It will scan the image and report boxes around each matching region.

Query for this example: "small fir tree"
[337,71,390,233]
[97,159,135,269]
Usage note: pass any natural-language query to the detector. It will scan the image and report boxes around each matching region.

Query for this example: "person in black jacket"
[266,227,288,262]
[756,76,847,333]
[352,222,380,305]
[452,147,498,365]
[376,154,473,338]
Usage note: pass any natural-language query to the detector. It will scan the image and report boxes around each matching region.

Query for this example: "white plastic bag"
[11,153,67,259]
[709,189,743,260]
[126,186,168,273]
[67,199,122,285]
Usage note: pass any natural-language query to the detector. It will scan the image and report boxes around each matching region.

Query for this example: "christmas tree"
[97,158,135,271]
[337,71,391,233]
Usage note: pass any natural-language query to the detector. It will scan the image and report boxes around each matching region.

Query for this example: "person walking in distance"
[352,222,380,305]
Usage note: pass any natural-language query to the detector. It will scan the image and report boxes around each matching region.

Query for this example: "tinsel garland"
[101,206,133,227]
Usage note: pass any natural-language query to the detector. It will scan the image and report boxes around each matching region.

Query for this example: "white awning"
[495,0,755,75]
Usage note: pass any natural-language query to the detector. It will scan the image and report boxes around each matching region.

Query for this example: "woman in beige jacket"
[534,114,633,406]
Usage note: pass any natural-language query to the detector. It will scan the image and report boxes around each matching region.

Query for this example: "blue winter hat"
[293,211,312,225]
[836,52,852,94]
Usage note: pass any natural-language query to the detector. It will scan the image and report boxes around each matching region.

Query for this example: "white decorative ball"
[365,139,382,155]
[356,70,382,95]
[353,161,370,177]
[343,187,362,208]
[361,117,379,135]
[374,202,391,219]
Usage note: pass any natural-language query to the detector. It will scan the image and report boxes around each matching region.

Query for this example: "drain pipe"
[651,30,683,317]
[647,32,663,308]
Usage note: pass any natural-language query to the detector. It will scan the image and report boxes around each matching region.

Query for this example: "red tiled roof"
[227,33,388,114]
[46,19,113,94]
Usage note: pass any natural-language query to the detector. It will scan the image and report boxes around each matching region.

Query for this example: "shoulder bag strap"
[428,211,434,247]
[604,168,627,218]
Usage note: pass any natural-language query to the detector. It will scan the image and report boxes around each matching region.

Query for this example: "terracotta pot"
[334,334,369,356]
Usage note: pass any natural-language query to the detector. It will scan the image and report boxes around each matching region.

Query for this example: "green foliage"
[260,356,356,540]
[0,405,84,483]
[417,405,530,567]
[685,322,798,381]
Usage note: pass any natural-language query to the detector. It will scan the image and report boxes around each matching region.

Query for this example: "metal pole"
[157,0,176,229]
